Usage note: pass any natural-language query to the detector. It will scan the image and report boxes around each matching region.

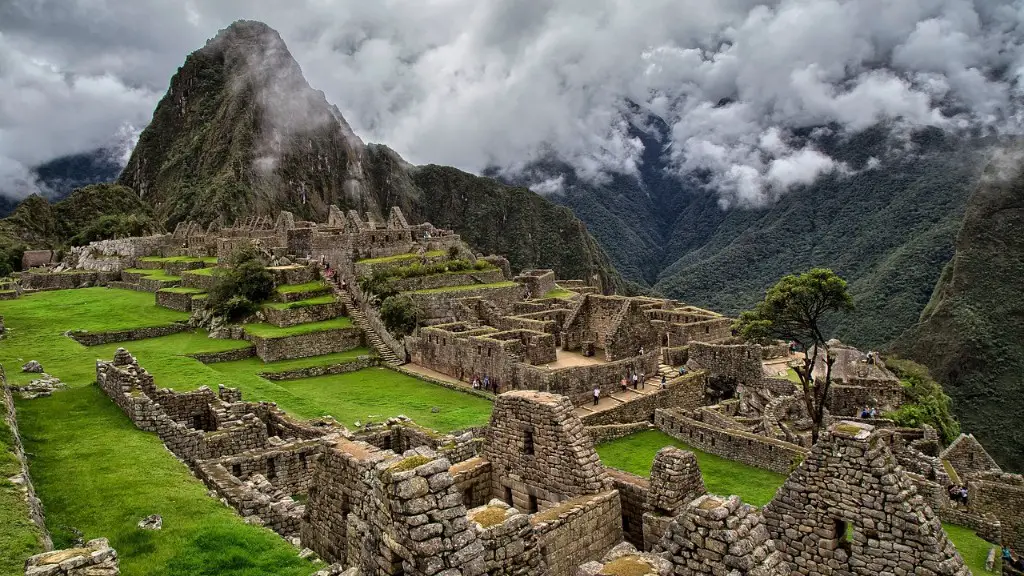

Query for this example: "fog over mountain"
[2,0,1024,205]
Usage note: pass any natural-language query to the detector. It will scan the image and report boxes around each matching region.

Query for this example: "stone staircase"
[334,287,403,366]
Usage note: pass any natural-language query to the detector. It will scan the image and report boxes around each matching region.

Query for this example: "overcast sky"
[2,0,1023,204]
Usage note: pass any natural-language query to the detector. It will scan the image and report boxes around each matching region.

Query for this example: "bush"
[380,295,420,337]
[206,247,275,320]
[884,356,961,444]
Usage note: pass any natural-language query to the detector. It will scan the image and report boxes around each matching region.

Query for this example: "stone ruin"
[764,421,970,576]
[23,538,119,576]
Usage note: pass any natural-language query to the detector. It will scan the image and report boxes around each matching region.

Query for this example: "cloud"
[2,0,1024,204]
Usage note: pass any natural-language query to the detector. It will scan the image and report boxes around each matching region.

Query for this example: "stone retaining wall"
[451,457,493,509]
[655,408,809,474]
[2,369,52,552]
[406,283,526,323]
[188,347,256,364]
[247,327,363,362]
[262,302,346,328]
[23,538,119,575]
[517,351,660,407]
[259,357,377,380]
[180,270,220,291]
[580,371,707,426]
[531,490,622,576]
[586,422,653,443]
[389,269,505,292]
[67,323,192,346]
[156,289,199,312]
[971,472,1024,551]
[21,270,118,290]
[605,468,650,548]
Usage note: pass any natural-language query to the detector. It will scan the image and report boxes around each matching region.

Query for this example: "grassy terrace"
[123,269,182,282]
[183,267,220,277]
[596,430,787,506]
[356,250,445,265]
[139,256,218,264]
[263,295,336,310]
[405,281,518,295]
[243,317,353,338]
[543,286,575,299]
[276,281,329,294]
[0,288,494,573]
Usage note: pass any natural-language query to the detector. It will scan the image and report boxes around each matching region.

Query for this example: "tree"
[735,268,854,444]
[380,295,420,337]
[206,245,275,320]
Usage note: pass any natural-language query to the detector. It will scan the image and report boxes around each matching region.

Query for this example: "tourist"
[661,374,667,389]
[471,376,480,389]
[632,372,639,389]
[639,346,644,356]
[639,371,645,389]
[593,386,600,406]
[860,407,871,418]
[483,375,491,392]
[869,407,878,418]
[621,377,628,393]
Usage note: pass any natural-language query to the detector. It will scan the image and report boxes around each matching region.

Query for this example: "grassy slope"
[595,430,786,506]
[263,295,336,310]
[243,317,353,338]
[944,524,1000,576]
[405,281,518,295]
[276,281,328,294]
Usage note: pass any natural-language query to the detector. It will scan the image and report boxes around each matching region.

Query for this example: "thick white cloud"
[1,0,1024,204]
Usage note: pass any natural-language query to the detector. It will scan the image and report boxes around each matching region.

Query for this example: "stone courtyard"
[2,206,1020,576]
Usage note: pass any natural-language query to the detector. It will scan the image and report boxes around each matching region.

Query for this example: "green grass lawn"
[356,251,445,265]
[1,398,45,576]
[945,524,999,575]
[405,281,518,295]
[123,269,182,282]
[276,281,328,294]
[543,287,575,299]
[15,387,316,576]
[139,256,218,264]
[596,430,787,506]
[244,317,353,338]
[263,295,336,310]
[183,267,220,277]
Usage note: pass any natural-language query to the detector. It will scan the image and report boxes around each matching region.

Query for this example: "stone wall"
[156,289,199,312]
[531,490,622,576]
[687,342,764,386]
[764,421,971,576]
[21,270,118,290]
[247,327,363,362]
[2,370,52,551]
[971,472,1024,552]
[259,356,377,381]
[406,283,527,324]
[580,371,707,426]
[261,302,346,328]
[67,323,192,346]
[940,434,1002,480]
[655,408,809,474]
[180,269,221,291]
[827,383,904,417]
[512,269,556,298]
[187,347,257,364]
[451,457,493,510]
[484,391,611,512]
[389,269,506,293]
[517,351,660,407]
[586,422,653,444]
[662,345,688,367]
[605,468,650,548]
[562,295,659,362]
[23,538,119,575]
[469,500,544,575]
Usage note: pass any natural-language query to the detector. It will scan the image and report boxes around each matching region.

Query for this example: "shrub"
[70,214,155,246]
[359,258,496,300]
[884,357,961,444]
[206,247,275,320]
[380,295,420,337]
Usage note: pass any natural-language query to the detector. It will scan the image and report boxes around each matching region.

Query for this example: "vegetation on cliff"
[894,149,1024,470]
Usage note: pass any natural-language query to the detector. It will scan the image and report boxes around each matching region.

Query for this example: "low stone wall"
[1,370,52,551]
[156,290,199,312]
[531,489,623,576]
[655,408,809,474]
[580,371,707,426]
[518,351,660,407]
[262,302,346,328]
[259,356,377,380]
[180,270,220,291]
[388,364,496,402]
[247,327,363,362]
[188,347,256,364]
[24,538,119,575]
[828,383,905,417]
[971,472,1024,551]
[605,468,650,548]
[269,265,318,286]
[20,270,118,290]
[586,422,653,444]
[940,507,1002,545]
[67,323,192,346]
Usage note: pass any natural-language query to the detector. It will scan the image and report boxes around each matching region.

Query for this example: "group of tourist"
[620,370,647,392]
[1003,547,1024,570]
[859,406,881,418]
[948,484,969,506]
[471,375,499,394]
